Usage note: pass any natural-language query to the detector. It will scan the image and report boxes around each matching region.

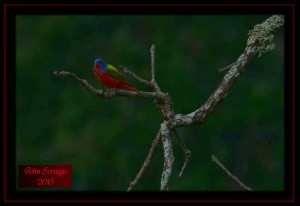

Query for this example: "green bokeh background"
[16,15,284,191]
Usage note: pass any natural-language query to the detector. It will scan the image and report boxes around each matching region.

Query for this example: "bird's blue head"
[94,58,108,71]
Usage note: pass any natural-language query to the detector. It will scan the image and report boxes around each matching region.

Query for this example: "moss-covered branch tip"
[247,15,284,57]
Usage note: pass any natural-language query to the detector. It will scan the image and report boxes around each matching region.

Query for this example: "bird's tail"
[123,83,139,92]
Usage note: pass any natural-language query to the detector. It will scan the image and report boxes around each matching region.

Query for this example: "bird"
[93,58,138,92]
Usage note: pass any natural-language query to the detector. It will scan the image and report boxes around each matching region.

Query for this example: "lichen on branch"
[247,15,284,57]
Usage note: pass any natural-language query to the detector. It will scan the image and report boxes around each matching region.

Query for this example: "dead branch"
[211,155,253,191]
[168,15,284,128]
[160,121,174,191]
[172,129,191,178]
[127,130,161,191]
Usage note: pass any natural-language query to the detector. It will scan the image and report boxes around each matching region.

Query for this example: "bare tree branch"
[150,44,161,92]
[171,129,191,178]
[160,121,174,191]
[168,15,284,128]
[118,65,153,88]
[150,44,156,83]
[219,61,236,73]
[211,155,253,191]
[127,130,161,191]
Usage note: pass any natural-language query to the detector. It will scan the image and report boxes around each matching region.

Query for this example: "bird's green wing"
[106,64,125,81]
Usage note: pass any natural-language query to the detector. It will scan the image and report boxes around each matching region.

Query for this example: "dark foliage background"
[16,15,284,191]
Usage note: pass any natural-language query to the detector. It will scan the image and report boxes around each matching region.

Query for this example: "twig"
[127,130,161,191]
[150,44,156,83]
[150,44,161,92]
[211,155,253,191]
[219,61,236,73]
[119,65,153,88]
[160,121,174,191]
[171,129,191,178]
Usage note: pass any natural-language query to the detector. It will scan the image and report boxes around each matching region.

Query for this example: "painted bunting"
[93,58,138,92]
